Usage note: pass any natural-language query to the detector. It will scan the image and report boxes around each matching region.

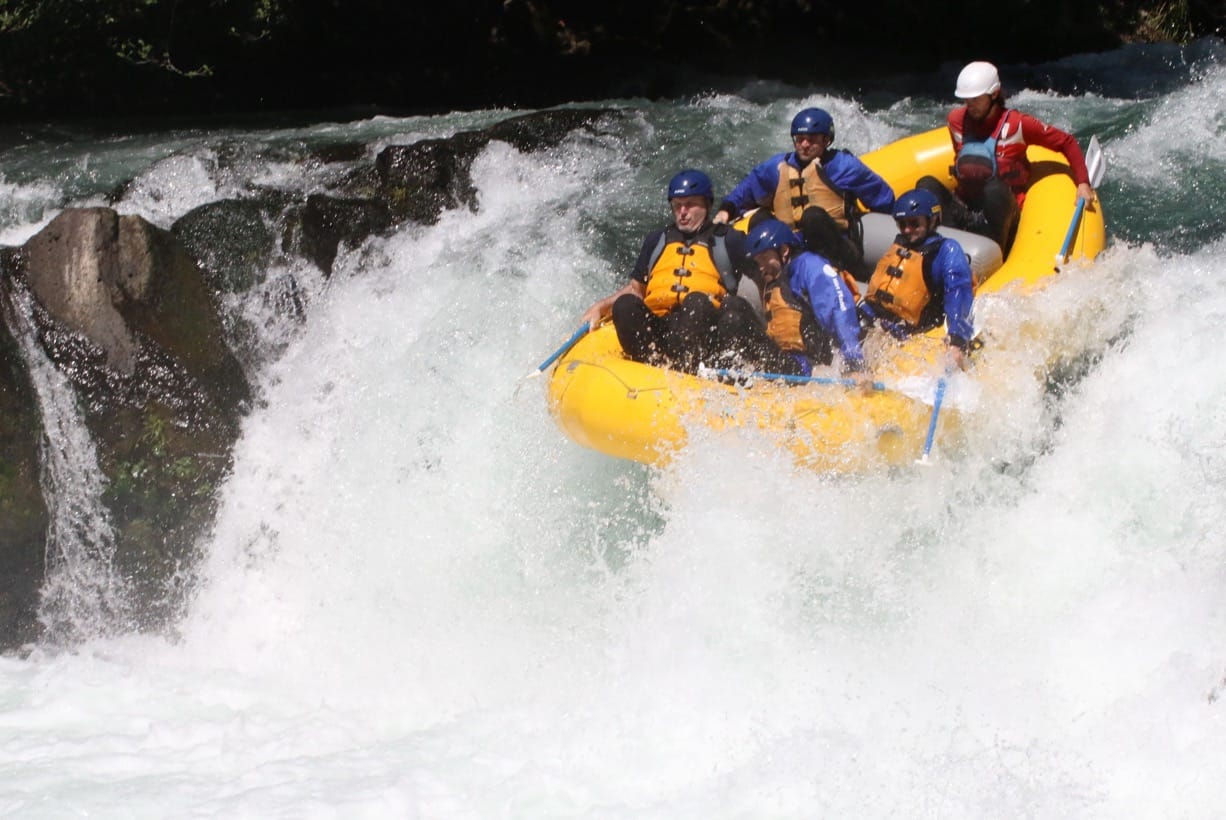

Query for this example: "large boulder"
[297,194,393,274]
[172,198,278,294]
[486,107,612,153]
[4,208,250,636]
[376,131,486,224]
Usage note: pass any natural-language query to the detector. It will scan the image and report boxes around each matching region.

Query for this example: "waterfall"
[1,282,131,642]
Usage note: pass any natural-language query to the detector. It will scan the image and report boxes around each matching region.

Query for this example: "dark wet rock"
[487,107,613,152]
[297,194,393,274]
[308,141,369,165]
[330,162,382,200]
[375,107,614,224]
[171,198,303,294]
[376,132,486,224]
[4,208,251,638]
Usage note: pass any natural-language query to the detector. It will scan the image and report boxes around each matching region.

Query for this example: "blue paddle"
[527,322,591,379]
[1055,135,1105,272]
[707,368,887,391]
[917,376,947,464]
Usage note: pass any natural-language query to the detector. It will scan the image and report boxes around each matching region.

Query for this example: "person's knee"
[982,180,1017,215]
[611,294,657,358]
[801,206,839,238]
[677,293,718,326]
[916,176,953,207]
[979,180,1019,249]
[800,206,841,254]
[719,294,758,323]
[611,292,646,324]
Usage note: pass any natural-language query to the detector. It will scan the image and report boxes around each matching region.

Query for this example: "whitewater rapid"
[1,42,1225,818]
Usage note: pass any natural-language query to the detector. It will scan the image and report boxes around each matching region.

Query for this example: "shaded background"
[1,0,1223,120]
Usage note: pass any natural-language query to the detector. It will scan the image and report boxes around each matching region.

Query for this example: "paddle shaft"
[1055,197,1088,267]
[1055,135,1106,271]
[531,323,590,376]
[919,377,947,462]
[709,368,886,391]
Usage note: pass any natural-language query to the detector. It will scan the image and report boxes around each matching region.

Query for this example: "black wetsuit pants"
[612,292,721,373]
[712,295,808,376]
[612,292,807,376]
[917,175,1020,253]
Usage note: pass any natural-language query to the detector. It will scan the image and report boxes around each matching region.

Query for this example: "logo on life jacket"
[764,260,861,356]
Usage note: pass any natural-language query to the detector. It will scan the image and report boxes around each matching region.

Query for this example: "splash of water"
[2,284,132,642]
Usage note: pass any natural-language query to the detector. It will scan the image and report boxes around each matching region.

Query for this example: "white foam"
[3,74,1226,818]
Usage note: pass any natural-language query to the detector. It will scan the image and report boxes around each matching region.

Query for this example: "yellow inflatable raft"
[546,126,1106,471]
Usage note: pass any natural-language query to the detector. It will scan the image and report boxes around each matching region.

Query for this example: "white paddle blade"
[1087,135,1106,189]
[893,373,981,412]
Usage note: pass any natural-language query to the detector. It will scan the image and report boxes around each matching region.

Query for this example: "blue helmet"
[747,218,803,256]
[893,188,942,227]
[790,107,834,139]
[667,169,713,201]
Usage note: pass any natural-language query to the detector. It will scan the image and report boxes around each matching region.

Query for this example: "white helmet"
[955,61,1001,99]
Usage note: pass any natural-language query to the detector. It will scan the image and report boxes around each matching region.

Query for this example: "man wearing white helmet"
[917,60,1096,252]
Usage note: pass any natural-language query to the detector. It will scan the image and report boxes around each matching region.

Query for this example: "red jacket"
[948,106,1090,203]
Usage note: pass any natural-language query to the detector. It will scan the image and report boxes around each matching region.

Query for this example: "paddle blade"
[1086,135,1106,189]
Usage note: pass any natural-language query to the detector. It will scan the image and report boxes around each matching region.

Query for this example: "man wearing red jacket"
[918,61,1096,253]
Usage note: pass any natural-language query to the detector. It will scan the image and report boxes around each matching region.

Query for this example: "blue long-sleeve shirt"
[722,150,896,222]
[785,251,865,369]
[927,236,974,345]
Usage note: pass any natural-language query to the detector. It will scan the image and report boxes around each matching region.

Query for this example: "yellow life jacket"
[642,226,734,316]
[763,279,806,352]
[764,264,862,354]
[864,240,936,327]
[771,159,848,230]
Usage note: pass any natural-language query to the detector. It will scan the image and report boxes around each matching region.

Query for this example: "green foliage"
[1136,0,1195,41]
[112,36,213,77]
[106,409,214,514]
[0,1,41,34]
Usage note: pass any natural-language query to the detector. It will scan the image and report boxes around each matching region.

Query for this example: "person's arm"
[714,155,784,224]
[828,153,896,213]
[799,257,866,372]
[580,232,656,325]
[1018,112,1094,200]
[947,107,965,149]
[935,239,974,350]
